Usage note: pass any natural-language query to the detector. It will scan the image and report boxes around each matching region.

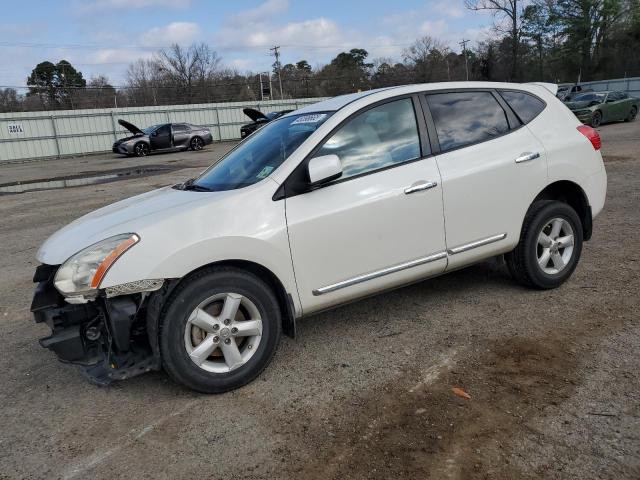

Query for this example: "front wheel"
[506,201,583,289]
[160,267,282,393]
[590,111,602,128]
[625,106,637,122]
[133,142,150,157]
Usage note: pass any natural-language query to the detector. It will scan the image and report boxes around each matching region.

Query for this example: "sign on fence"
[7,123,24,136]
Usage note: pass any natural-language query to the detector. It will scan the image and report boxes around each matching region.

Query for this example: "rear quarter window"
[499,90,545,124]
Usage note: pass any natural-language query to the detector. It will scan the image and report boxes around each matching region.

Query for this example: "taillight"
[577,125,601,150]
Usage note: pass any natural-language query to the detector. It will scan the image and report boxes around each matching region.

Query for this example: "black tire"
[190,136,204,151]
[590,111,602,128]
[134,142,150,157]
[506,200,583,289]
[625,106,637,122]
[160,267,282,393]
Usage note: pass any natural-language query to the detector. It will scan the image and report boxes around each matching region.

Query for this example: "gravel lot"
[0,122,638,479]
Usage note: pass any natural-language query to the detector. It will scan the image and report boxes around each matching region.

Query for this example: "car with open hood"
[557,84,592,101]
[565,91,639,127]
[240,108,293,138]
[32,82,606,393]
[112,120,213,157]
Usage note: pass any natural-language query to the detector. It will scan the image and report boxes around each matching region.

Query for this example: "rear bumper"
[31,264,159,384]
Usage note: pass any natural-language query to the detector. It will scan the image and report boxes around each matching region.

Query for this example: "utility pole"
[459,39,470,81]
[270,45,284,100]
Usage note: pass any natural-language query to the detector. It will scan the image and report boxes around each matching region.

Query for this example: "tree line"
[1,0,639,112]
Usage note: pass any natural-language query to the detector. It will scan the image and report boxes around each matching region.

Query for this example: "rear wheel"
[590,111,602,128]
[190,136,204,151]
[625,106,637,122]
[506,201,583,289]
[134,142,150,157]
[160,267,282,393]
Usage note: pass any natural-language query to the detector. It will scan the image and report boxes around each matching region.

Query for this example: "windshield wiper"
[178,178,214,192]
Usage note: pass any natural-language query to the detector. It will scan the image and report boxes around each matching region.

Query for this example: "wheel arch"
[531,180,592,240]
[148,258,297,355]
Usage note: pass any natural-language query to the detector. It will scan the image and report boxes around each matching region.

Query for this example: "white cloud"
[140,22,201,47]
[79,0,191,11]
[229,0,289,25]
[434,1,465,18]
[420,20,449,37]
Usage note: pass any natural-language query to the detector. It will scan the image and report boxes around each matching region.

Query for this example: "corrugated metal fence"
[579,76,640,98]
[0,97,325,163]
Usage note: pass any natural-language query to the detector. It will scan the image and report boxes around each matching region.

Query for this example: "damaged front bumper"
[31,264,164,385]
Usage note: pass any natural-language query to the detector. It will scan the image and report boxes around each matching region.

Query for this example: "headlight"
[54,233,139,296]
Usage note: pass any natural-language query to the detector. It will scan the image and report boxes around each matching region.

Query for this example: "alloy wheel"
[536,217,575,275]
[184,293,263,373]
[135,143,149,156]
[192,138,203,150]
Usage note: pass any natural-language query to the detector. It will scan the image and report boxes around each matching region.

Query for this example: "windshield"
[194,112,332,191]
[142,124,162,134]
[572,93,605,102]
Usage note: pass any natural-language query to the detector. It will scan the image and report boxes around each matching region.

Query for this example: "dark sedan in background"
[113,120,213,157]
[565,91,639,127]
[240,108,293,138]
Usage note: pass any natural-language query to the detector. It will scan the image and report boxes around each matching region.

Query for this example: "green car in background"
[565,91,639,127]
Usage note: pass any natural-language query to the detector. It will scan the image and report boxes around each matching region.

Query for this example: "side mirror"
[308,154,342,185]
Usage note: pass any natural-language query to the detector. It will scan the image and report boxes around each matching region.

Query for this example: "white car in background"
[32,82,607,393]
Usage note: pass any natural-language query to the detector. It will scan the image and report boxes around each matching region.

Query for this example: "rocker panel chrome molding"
[312,251,448,296]
[447,233,507,255]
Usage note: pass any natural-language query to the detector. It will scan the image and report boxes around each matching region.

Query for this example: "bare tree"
[402,36,449,82]
[466,0,523,80]
[155,43,221,103]
[0,88,20,112]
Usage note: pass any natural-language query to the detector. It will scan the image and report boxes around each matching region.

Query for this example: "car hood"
[565,100,596,110]
[243,108,268,122]
[118,119,144,135]
[37,186,222,264]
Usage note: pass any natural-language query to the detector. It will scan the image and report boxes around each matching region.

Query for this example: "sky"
[0,0,495,89]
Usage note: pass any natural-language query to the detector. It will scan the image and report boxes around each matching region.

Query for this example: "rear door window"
[425,91,509,152]
[499,90,546,124]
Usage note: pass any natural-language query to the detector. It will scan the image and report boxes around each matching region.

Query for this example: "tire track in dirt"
[273,319,627,480]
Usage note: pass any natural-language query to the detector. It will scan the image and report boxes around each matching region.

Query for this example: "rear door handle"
[515,152,540,163]
[404,181,438,194]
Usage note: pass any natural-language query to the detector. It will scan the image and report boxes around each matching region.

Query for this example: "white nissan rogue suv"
[32,82,607,392]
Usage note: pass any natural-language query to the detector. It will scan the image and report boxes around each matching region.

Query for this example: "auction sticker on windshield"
[292,114,327,125]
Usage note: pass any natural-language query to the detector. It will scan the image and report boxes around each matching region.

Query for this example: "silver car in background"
[112,120,213,157]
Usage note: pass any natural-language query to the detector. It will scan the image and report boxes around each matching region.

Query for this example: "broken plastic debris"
[452,387,471,399]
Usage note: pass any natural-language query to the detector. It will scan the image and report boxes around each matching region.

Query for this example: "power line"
[0,41,414,51]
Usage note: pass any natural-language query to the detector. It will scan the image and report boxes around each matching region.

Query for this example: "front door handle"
[404,181,438,194]
[515,152,540,163]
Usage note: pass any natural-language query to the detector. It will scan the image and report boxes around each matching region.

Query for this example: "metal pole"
[214,107,222,142]
[270,46,284,99]
[110,111,118,141]
[459,39,470,81]
[50,115,61,159]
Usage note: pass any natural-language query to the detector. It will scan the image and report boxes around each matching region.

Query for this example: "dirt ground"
[0,122,638,479]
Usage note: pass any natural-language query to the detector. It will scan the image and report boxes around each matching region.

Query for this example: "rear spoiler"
[527,82,559,96]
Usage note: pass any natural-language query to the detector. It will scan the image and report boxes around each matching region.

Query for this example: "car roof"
[292,82,557,115]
